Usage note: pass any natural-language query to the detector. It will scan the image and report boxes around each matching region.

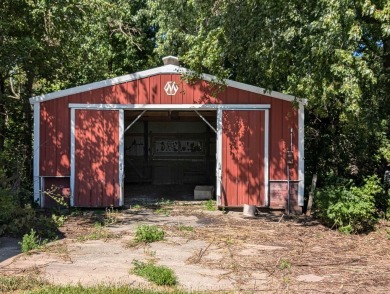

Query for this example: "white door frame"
[69,104,270,207]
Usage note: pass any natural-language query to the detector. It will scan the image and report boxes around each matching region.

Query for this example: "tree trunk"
[306,173,317,216]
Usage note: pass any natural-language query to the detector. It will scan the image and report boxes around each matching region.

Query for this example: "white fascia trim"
[68,103,271,110]
[298,102,305,206]
[33,103,41,206]
[216,108,223,206]
[29,64,303,104]
[119,110,124,206]
[201,72,298,102]
[70,108,76,207]
[264,109,269,207]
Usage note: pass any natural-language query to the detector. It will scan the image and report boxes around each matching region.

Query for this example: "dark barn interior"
[123,110,216,204]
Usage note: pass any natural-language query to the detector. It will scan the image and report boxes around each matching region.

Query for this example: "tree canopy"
[150,0,390,184]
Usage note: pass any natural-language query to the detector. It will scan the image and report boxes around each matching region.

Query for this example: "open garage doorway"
[123,109,217,205]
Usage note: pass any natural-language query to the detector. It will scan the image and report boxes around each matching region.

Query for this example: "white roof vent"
[162,56,179,66]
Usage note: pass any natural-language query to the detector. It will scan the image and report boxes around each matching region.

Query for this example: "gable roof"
[29,63,300,104]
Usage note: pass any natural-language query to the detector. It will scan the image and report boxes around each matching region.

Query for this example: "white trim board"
[68,103,271,110]
[264,109,269,206]
[70,108,76,206]
[33,103,41,206]
[119,110,124,206]
[216,108,223,206]
[29,64,301,104]
[298,103,305,207]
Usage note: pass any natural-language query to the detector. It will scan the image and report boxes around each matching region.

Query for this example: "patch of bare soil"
[1,203,390,293]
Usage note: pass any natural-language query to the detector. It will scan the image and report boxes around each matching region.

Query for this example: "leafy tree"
[149,0,390,186]
[0,0,157,194]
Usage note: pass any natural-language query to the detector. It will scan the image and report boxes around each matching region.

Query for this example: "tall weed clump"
[134,224,164,243]
[315,175,385,233]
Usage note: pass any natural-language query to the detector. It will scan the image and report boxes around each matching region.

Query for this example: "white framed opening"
[69,104,270,207]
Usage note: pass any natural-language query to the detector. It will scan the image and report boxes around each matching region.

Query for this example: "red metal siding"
[74,110,119,207]
[221,110,265,206]
[38,72,300,208]
[40,98,70,176]
[268,99,299,209]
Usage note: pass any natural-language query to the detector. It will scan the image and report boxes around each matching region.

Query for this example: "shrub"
[134,224,164,243]
[132,260,177,286]
[315,176,384,233]
[0,188,59,238]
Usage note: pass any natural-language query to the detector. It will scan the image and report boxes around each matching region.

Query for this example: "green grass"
[77,222,117,241]
[132,260,177,286]
[203,200,216,211]
[278,258,292,270]
[0,275,47,292]
[32,285,185,293]
[154,207,171,216]
[177,224,194,231]
[157,198,173,206]
[134,224,164,243]
[132,204,142,210]
[0,275,189,293]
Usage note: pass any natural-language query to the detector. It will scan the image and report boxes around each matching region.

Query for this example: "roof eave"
[29,64,304,104]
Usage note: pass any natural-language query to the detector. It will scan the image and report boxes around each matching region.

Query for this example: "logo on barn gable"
[164,81,179,96]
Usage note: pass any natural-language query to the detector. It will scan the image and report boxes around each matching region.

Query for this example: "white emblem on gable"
[164,81,179,96]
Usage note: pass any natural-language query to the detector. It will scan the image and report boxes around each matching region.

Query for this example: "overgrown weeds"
[104,205,119,225]
[20,229,49,253]
[155,207,170,216]
[132,260,177,286]
[134,224,164,243]
[278,258,292,271]
[0,275,47,292]
[203,200,216,211]
[0,275,186,293]
[77,222,117,241]
[177,224,193,231]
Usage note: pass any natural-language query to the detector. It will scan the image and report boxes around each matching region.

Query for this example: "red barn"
[30,56,305,211]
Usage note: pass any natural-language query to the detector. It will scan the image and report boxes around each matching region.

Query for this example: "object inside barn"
[124,110,216,202]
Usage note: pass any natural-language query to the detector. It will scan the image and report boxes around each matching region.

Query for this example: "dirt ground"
[1,201,390,293]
